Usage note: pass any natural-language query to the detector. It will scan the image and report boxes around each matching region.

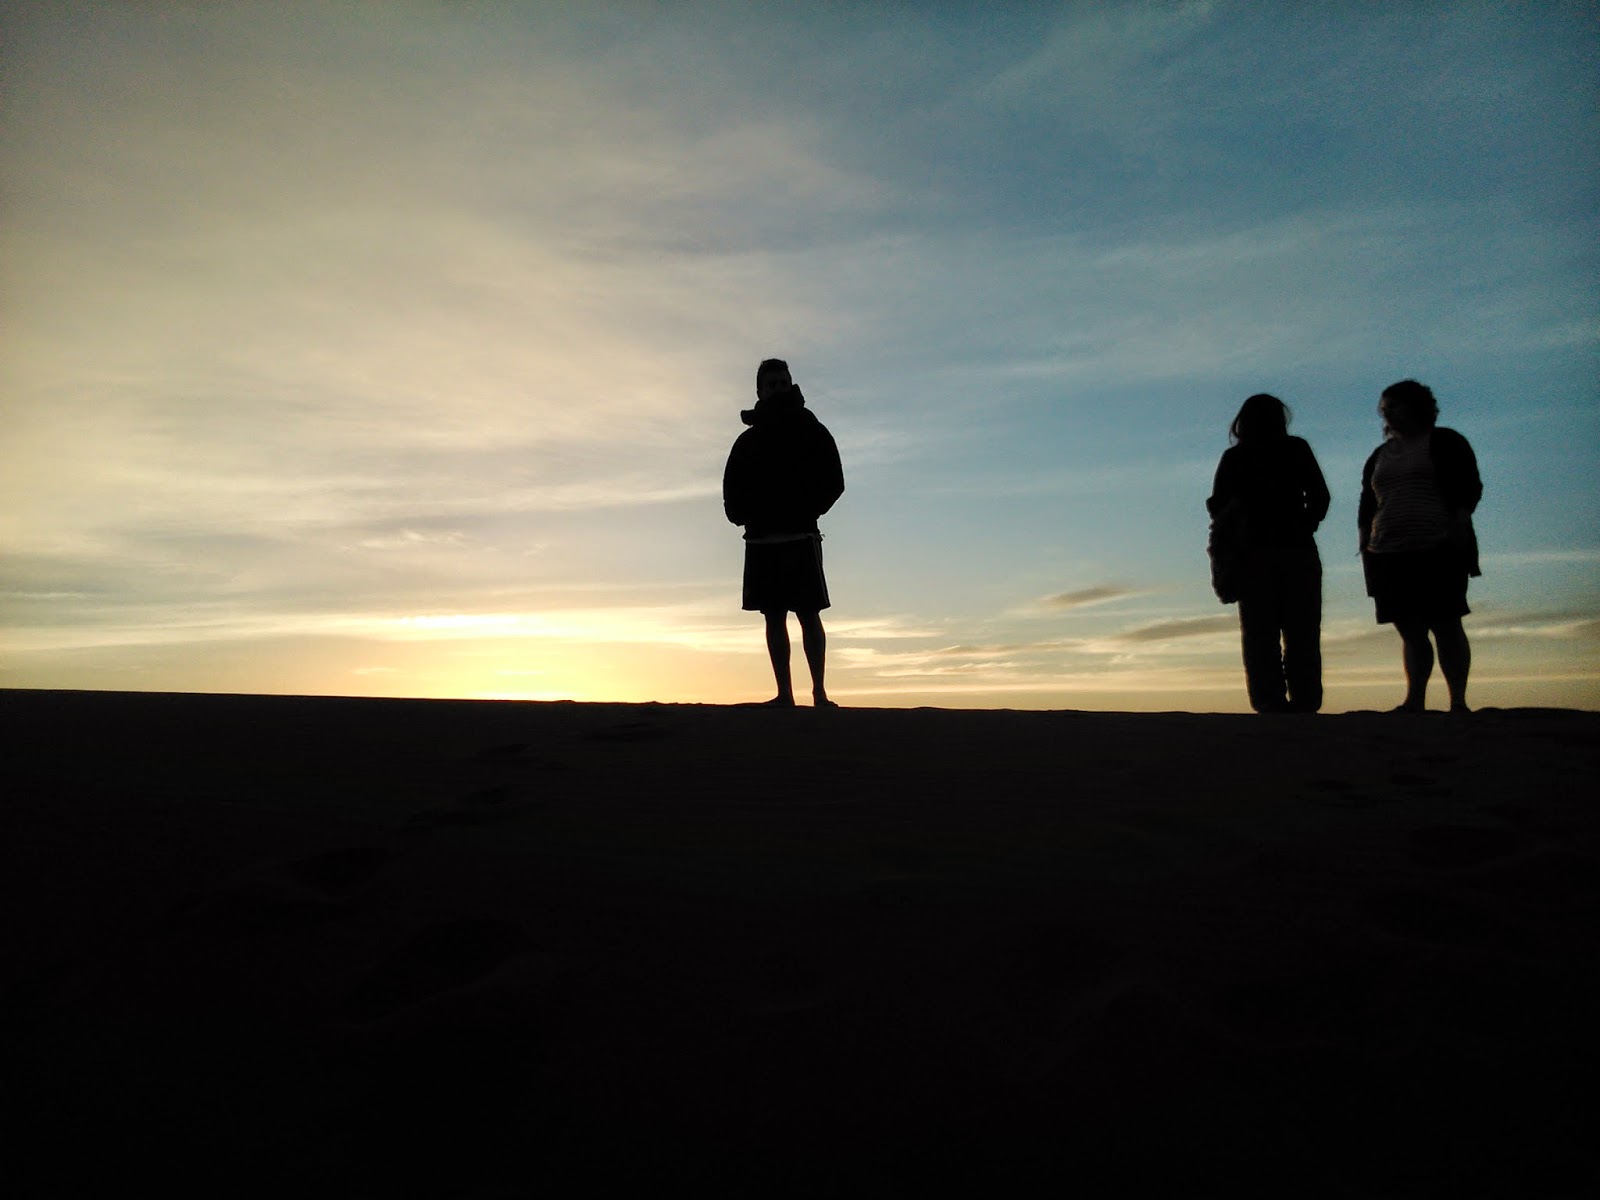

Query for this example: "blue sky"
[3,0,1597,710]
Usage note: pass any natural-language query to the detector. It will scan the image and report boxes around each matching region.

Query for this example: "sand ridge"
[3,690,1597,1196]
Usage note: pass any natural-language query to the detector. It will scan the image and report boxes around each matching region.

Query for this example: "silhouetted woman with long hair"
[1358,379,1482,712]
[1207,394,1330,713]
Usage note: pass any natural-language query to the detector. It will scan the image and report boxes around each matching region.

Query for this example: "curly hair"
[1380,379,1439,437]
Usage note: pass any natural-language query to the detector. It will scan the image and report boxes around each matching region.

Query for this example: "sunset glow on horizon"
[3,2,1597,712]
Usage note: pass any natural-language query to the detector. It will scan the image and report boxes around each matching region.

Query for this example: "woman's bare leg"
[1394,619,1433,712]
[1433,616,1472,712]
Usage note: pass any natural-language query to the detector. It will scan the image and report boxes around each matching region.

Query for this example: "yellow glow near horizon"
[9,609,1592,713]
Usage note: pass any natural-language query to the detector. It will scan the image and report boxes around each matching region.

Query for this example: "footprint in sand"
[1000,923,1125,1030]
[282,845,393,896]
[737,942,842,1015]
[1453,849,1600,911]
[475,741,529,759]
[582,720,671,743]
[1479,802,1565,837]
[1408,824,1528,871]
[407,786,540,828]
[170,846,393,932]
[1305,779,1383,808]
[341,918,534,1023]
[1362,887,1495,948]
[1388,771,1446,791]
[1092,757,1138,772]
[472,743,570,770]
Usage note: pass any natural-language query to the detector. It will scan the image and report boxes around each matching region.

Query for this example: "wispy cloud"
[1472,615,1600,644]
[1481,550,1600,568]
[1038,584,1144,611]
[1103,615,1239,645]
[979,1,1219,137]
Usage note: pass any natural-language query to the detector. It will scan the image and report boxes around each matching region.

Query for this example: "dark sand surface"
[3,689,1598,1197]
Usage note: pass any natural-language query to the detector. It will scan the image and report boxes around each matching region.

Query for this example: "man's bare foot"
[1390,701,1426,713]
[761,695,796,708]
[813,695,839,709]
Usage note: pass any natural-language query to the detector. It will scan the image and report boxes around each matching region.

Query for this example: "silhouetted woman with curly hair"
[1359,379,1482,713]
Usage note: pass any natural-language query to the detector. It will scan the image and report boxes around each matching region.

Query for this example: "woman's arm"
[1433,428,1483,515]
[1206,448,1238,517]
[1356,446,1380,553]
[1300,439,1331,530]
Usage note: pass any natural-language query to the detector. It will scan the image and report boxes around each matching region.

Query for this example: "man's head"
[756,358,792,402]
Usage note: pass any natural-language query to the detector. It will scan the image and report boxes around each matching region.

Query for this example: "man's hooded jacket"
[722,385,844,539]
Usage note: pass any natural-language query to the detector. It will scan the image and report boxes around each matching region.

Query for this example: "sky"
[3,0,1597,712]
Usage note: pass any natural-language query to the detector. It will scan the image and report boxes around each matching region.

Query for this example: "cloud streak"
[1039,585,1144,611]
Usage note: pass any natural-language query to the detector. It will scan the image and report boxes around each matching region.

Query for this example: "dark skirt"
[1366,545,1470,626]
[742,537,830,614]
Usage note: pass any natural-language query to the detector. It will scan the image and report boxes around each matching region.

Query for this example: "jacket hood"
[740,384,809,427]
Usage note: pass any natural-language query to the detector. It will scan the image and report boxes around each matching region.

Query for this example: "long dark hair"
[1230,393,1290,444]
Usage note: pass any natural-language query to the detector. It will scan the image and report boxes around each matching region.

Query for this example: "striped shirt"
[1368,436,1451,553]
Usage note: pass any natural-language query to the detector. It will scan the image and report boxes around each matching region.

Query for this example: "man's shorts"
[742,537,830,613]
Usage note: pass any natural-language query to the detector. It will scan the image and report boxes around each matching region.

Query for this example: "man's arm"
[723,437,749,526]
[812,426,845,518]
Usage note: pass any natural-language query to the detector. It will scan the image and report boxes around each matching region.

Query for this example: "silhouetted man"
[723,358,845,707]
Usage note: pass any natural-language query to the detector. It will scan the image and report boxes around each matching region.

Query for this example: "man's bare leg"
[763,610,795,706]
[796,609,835,707]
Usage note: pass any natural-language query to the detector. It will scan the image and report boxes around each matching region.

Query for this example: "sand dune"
[3,689,1597,1196]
